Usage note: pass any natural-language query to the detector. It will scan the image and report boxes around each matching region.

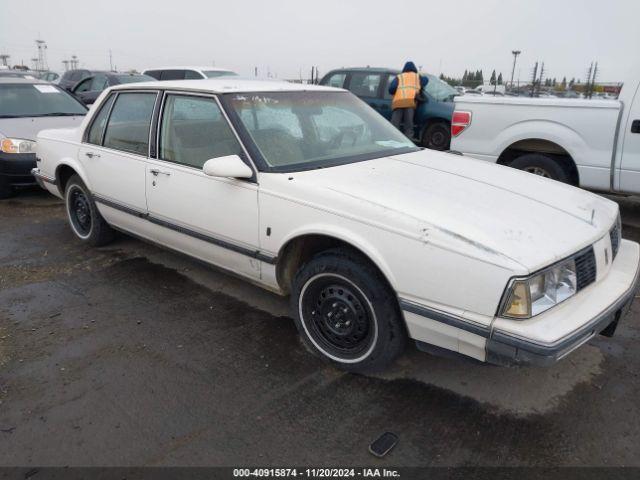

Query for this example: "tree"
[490,70,497,85]
[561,77,567,89]
[497,73,503,85]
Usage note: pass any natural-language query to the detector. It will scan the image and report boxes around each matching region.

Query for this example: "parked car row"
[27,76,639,373]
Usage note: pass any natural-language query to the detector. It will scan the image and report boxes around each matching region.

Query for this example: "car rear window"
[0,84,87,118]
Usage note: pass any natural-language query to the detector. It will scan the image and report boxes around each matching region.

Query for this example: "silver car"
[0,77,87,198]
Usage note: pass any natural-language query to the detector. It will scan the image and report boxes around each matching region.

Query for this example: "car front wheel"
[64,174,115,246]
[291,248,406,373]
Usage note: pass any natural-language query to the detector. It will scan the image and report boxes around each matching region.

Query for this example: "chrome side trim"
[399,299,490,338]
[31,168,56,185]
[92,193,277,264]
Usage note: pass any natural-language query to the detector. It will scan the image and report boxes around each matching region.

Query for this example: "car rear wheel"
[422,122,451,151]
[65,174,115,246]
[510,153,571,184]
[291,248,406,373]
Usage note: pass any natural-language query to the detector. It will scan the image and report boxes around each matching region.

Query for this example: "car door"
[78,90,159,217]
[345,72,388,117]
[145,92,260,279]
[618,82,640,193]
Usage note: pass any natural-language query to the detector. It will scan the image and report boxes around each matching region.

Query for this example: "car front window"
[0,84,87,118]
[227,91,418,172]
[423,74,457,102]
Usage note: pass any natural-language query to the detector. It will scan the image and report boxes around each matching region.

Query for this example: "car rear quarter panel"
[451,99,621,190]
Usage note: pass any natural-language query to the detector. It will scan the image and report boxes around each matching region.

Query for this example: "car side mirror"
[203,155,253,179]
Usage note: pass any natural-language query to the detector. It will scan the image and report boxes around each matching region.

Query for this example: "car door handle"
[85,152,100,159]
[150,169,171,176]
[632,120,640,134]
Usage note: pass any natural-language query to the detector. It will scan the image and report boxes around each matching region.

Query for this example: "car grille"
[575,247,597,291]
[610,217,621,260]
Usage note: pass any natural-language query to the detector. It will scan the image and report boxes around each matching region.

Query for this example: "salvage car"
[33,79,639,372]
[0,77,87,198]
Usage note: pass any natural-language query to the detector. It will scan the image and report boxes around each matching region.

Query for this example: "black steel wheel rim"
[300,275,375,359]
[69,187,92,236]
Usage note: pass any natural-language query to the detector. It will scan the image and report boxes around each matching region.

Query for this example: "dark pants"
[391,108,415,138]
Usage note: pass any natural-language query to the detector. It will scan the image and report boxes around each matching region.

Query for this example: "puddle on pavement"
[373,344,604,416]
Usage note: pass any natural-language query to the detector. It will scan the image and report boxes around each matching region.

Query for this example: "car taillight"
[451,111,472,137]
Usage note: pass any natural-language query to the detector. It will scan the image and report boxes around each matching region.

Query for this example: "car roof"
[111,78,341,94]
[142,66,235,72]
[325,67,400,74]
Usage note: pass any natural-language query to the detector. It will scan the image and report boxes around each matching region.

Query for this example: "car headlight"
[500,258,577,319]
[1,138,37,154]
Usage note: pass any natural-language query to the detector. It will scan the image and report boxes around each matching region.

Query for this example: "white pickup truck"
[450,74,640,194]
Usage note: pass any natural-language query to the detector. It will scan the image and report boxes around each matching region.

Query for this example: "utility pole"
[585,62,594,99]
[31,58,39,71]
[62,60,69,71]
[530,61,538,97]
[254,66,258,77]
[538,62,545,96]
[510,50,521,91]
[0,54,9,67]
[109,50,114,71]
[71,55,78,69]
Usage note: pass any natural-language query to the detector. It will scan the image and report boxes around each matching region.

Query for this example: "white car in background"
[142,66,237,81]
[33,79,639,372]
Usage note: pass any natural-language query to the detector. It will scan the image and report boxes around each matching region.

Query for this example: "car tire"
[510,153,571,183]
[422,122,451,151]
[64,174,115,246]
[291,248,406,373]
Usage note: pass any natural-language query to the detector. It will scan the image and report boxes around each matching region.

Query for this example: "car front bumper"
[0,152,38,187]
[487,239,640,366]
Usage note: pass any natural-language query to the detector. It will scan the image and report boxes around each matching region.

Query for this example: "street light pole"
[510,50,521,91]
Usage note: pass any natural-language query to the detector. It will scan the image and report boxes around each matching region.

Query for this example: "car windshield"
[115,74,155,83]
[423,74,457,102]
[203,70,238,78]
[0,84,87,118]
[227,91,419,172]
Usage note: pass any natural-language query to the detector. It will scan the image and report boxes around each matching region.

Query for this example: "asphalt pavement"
[1,189,640,466]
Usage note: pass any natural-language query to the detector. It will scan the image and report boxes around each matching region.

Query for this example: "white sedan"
[32,79,640,372]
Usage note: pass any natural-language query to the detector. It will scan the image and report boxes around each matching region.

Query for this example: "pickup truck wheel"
[510,153,571,183]
[422,122,451,151]
[65,174,115,246]
[291,249,406,373]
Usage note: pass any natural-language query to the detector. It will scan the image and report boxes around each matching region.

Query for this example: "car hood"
[0,115,85,141]
[273,149,618,272]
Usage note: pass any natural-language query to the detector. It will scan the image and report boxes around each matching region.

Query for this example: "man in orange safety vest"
[388,61,428,138]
